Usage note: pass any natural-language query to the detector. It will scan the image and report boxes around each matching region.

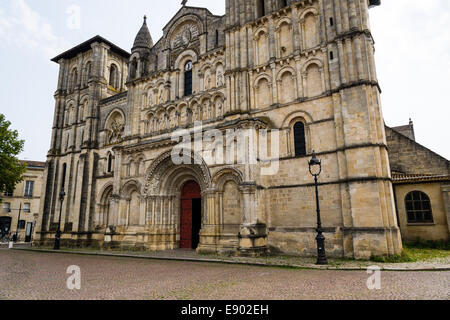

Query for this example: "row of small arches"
[143,96,225,134]
[254,8,320,65]
[254,61,324,108]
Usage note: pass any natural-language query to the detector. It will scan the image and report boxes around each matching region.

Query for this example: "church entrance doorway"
[180,181,202,249]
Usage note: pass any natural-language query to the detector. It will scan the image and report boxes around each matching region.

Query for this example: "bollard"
[8,241,13,249]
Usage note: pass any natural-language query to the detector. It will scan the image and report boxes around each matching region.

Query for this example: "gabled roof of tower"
[51,35,130,63]
[132,16,153,51]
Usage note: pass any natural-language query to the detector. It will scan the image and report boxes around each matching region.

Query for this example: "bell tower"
[224,0,401,259]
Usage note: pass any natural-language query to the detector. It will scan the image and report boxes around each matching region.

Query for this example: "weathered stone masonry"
[35,0,404,259]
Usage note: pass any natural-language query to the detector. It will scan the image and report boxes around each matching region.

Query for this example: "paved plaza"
[0,249,448,300]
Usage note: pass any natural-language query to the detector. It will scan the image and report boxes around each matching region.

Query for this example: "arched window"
[107,153,114,173]
[70,68,78,90]
[84,62,92,86]
[130,58,138,79]
[278,0,288,9]
[257,0,266,18]
[87,62,92,78]
[405,191,434,223]
[184,61,193,97]
[109,64,118,89]
[294,122,306,157]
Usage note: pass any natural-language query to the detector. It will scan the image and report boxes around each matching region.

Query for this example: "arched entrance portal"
[180,181,202,249]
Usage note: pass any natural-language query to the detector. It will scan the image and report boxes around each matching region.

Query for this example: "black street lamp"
[54,188,66,250]
[7,204,23,243]
[14,203,22,243]
[309,151,328,265]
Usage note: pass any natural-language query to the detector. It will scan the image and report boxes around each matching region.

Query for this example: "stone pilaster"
[238,183,268,256]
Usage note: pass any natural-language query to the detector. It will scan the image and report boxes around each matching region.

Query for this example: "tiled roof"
[392,173,450,184]
[51,35,130,63]
[19,160,46,169]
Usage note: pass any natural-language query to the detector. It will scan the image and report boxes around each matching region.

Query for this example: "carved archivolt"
[212,167,244,191]
[143,150,212,196]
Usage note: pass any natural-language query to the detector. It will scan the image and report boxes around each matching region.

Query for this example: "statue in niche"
[203,102,209,119]
[169,113,176,128]
[158,89,165,104]
[165,114,169,129]
[205,75,211,90]
[158,113,166,131]
[216,71,224,87]
[208,103,213,119]
[217,100,223,116]
[148,91,154,106]
[193,107,199,121]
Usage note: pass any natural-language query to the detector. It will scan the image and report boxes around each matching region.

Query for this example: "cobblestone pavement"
[0,249,448,300]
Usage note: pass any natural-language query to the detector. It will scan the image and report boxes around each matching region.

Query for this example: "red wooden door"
[180,181,201,249]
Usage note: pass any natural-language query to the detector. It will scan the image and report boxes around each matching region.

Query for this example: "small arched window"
[405,191,434,223]
[130,58,138,79]
[278,0,288,9]
[257,0,266,18]
[107,153,114,173]
[184,61,193,97]
[84,62,92,86]
[293,122,306,157]
[70,68,78,90]
[109,64,118,89]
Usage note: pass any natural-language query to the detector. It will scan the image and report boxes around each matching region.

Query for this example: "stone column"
[294,57,303,98]
[139,195,146,226]
[291,6,301,54]
[147,196,156,225]
[270,63,278,104]
[248,70,255,110]
[238,183,267,256]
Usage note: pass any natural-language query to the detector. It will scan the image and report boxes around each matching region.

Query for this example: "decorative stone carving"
[216,70,224,87]
[172,23,199,49]
[106,118,124,145]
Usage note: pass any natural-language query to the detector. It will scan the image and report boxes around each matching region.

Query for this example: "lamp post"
[54,188,66,250]
[309,151,328,265]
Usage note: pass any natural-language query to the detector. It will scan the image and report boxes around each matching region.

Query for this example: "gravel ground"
[0,249,448,300]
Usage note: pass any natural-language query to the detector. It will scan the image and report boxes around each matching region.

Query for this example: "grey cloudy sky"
[0,0,448,161]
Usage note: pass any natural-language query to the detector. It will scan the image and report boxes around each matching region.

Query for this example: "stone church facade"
[35,0,406,259]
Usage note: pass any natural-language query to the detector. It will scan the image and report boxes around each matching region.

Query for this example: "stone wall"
[386,126,450,175]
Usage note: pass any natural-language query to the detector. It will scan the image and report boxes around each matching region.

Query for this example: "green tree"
[0,114,26,199]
